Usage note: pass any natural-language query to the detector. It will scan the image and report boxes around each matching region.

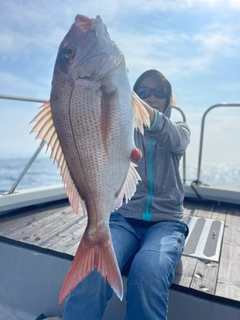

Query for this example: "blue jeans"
[62,214,188,320]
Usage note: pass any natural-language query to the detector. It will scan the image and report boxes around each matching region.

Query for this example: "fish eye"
[63,46,75,59]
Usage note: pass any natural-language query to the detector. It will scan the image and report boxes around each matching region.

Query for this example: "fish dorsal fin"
[132,90,150,134]
[113,161,140,210]
[30,101,87,216]
[75,15,94,32]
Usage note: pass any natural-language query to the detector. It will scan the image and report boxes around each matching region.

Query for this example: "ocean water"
[0,157,240,193]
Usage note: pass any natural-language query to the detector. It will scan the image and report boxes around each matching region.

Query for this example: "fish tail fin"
[59,230,123,305]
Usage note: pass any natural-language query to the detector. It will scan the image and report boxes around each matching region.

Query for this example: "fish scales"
[52,82,132,208]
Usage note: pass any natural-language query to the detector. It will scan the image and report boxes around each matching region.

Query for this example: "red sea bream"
[30,14,149,304]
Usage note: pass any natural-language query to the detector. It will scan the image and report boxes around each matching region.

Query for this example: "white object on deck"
[183,216,224,262]
[184,184,240,204]
[0,185,67,214]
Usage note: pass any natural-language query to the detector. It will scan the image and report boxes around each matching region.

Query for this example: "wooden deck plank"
[25,217,80,246]
[41,216,87,249]
[183,200,200,216]
[211,203,228,222]
[0,201,71,233]
[215,205,240,301]
[65,241,81,256]
[190,260,219,294]
[174,256,198,287]
[3,208,76,242]
[196,201,215,219]
[47,220,87,253]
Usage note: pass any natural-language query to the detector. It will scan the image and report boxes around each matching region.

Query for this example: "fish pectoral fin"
[114,161,141,210]
[30,101,87,216]
[59,230,123,305]
[132,90,150,134]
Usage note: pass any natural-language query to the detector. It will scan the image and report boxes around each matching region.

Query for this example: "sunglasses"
[136,86,168,99]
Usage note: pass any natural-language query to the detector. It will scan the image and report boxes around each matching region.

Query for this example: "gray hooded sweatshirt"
[116,105,190,223]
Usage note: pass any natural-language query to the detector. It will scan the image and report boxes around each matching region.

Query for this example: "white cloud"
[0,34,15,54]
[0,23,67,59]
[104,0,240,12]
[0,72,34,92]
[194,24,240,57]
[229,0,240,8]
[112,22,240,84]
[0,72,49,98]
[177,0,240,9]
[1,0,239,99]
[89,0,240,13]
[0,103,43,157]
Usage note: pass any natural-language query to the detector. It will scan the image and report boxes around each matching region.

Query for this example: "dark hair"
[133,69,173,108]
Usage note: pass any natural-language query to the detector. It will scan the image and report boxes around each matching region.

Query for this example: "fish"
[30,14,149,304]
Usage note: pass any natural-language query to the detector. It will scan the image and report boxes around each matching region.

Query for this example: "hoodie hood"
[163,104,172,119]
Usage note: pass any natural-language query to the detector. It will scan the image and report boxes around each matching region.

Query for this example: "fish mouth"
[75,14,100,33]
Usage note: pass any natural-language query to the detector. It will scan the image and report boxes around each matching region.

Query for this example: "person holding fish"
[61,69,190,320]
[31,15,189,320]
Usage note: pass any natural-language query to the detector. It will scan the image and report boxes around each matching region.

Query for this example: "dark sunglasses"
[136,86,168,99]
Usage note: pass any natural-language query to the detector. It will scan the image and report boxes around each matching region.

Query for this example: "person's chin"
[153,106,161,112]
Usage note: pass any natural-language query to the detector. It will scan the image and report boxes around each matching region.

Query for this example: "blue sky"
[0,0,240,169]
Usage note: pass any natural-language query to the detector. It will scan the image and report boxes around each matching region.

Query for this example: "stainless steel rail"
[8,141,46,194]
[0,94,187,193]
[196,103,240,185]
[0,94,46,104]
[172,105,187,184]
[0,95,47,193]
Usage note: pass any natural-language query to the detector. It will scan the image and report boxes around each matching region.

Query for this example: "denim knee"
[128,249,172,291]
[126,250,172,320]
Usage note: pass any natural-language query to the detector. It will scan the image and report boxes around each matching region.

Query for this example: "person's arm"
[138,97,189,155]
[148,109,190,153]
[133,93,190,154]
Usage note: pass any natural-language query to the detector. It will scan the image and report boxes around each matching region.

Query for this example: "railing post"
[0,94,47,193]
[196,103,240,185]
[172,106,187,184]
[8,141,46,194]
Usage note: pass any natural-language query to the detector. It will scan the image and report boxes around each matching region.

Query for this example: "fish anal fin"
[30,100,87,217]
[132,90,150,133]
[59,230,123,305]
[114,161,141,210]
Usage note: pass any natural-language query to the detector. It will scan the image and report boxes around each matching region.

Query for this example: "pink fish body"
[30,15,149,304]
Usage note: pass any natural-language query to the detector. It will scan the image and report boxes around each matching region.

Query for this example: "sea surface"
[0,157,240,193]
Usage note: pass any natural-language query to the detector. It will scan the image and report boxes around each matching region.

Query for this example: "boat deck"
[0,197,240,307]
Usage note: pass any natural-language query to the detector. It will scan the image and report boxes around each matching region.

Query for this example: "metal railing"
[196,103,240,185]
[8,141,46,194]
[0,95,47,193]
[172,105,187,184]
[0,94,188,193]
[0,94,46,104]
